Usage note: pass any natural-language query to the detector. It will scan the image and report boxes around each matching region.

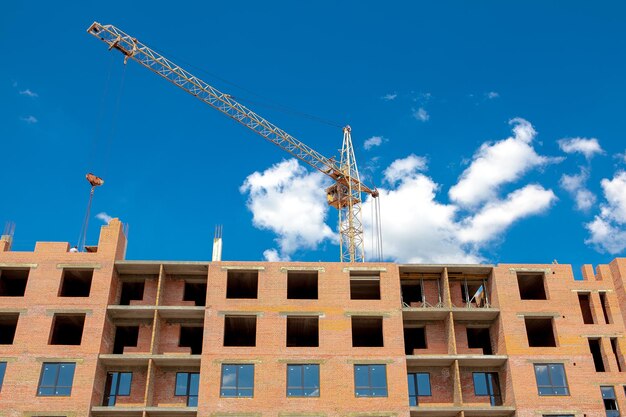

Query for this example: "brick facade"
[0,220,625,417]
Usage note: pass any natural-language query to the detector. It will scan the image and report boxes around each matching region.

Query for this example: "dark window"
[37,362,76,396]
[578,293,594,324]
[352,316,383,347]
[103,372,132,406]
[401,281,423,305]
[58,269,93,297]
[349,271,381,300]
[287,271,318,300]
[0,268,29,296]
[179,326,203,354]
[49,314,85,345]
[407,372,431,405]
[589,338,606,372]
[601,386,619,417]
[610,338,623,372]
[473,372,502,405]
[286,316,319,347]
[119,281,144,305]
[226,270,258,299]
[183,282,207,306]
[354,364,387,397]
[0,313,19,344]
[517,272,547,300]
[534,364,569,396]
[404,327,427,355]
[220,364,254,397]
[467,327,493,355]
[223,316,256,347]
[175,372,199,406]
[287,364,320,397]
[113,326,139,354]
[525,318,556,347]
[599,292,611,324]
[0,362,6,391]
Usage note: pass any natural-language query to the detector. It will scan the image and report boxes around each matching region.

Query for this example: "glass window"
[601,386,619,417]
[220,364,254,397]
[473,372,502,406]
[407,373,431,406]
[175,372,199,406]
[287,364,319,397]
[534,364,569,396]
[37,362,76,396]
[354,364,387,397]
[0,362,6,391]
[103,372,132,406]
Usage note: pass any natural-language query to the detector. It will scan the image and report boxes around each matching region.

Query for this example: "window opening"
[589,338,606,372]
[401,280,423,307]
[220,364,254,397]
[473,372,502,405]
[0,362,6,391]
[462,279,489,307]
[578,293,594,324]
[224,316,256,346]
[49,314,85,345]
[610,338,623,372]
[113,326,139,354]
[175,372,199,406]
[183,282,206,306]
[349,271,381,300]
[226,270,258,299]
[119,281,144,305]
[404,327,427,355]
[0,268,29,296]
[354,364,387,397]
[37,362,76,396]
[467,327,493,355]
[525,318,556,347]
[0,313,19,344]
[286,316,319,347]
[407,372,431,405]
[517,272,547,300]
[534,364,569,396]
[601,386,619,417]
[103,372,132,406]
[352,316,383,347]
[179,326,203,354]
[287,271,318,300]
[599,292,611,324]
[287,364,320,397]
[58,269,93,297]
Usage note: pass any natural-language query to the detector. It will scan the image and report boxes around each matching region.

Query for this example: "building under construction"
[0,219,625,417]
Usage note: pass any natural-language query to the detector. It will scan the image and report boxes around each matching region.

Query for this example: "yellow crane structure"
[87,22,381,262]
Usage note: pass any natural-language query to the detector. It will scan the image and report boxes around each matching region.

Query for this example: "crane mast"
[87,22,379,262]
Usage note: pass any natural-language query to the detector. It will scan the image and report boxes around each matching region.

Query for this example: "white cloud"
[19,89,38,98]
[240,159,335,260]
[364,136,387,150]
[558,137,603,159]
[412,107,429,122]
[585,171,626,254]
[559,168,596,211]
[616,150,626,163]
[449,118,559,207]
[383,154,428,184]
[96,212,114,224]
[486,91,499,99]
[362,159,556,263]
[20,115,37,124]
[381,92,397,101]
[458,184,556,243]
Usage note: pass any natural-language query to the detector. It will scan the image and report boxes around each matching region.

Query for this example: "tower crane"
[87,22,381,262]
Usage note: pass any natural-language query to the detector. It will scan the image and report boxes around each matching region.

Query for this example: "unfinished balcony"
[405,321,450,363]
[449,273,498,321]
[401,271,447,321]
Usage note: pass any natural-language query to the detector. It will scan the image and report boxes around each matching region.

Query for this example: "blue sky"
[1,1,625,273]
